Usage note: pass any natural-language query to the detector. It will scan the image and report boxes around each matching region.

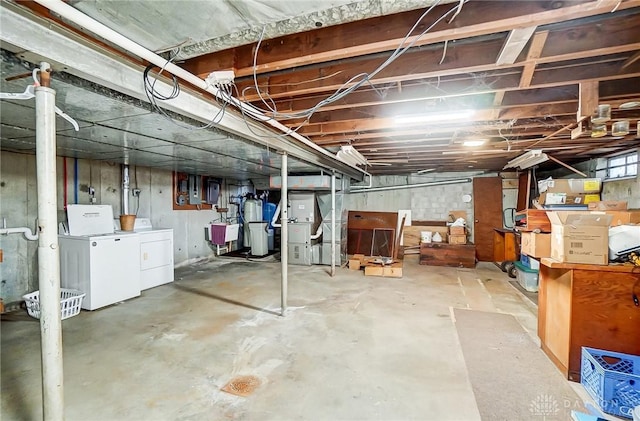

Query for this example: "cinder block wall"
[344,172,501,243]
[0,150,235,303]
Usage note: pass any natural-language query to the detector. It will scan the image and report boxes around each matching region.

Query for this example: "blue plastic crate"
[581,347,640,419]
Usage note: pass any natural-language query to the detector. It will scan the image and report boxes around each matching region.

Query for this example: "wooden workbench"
[538,258,640,382]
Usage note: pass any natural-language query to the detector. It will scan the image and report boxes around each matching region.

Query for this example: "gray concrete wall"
[0,151,237,303]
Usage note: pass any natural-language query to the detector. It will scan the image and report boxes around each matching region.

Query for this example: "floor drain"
[221,375,261,397]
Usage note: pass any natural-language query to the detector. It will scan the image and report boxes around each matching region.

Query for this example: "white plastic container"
[515,263,539,293]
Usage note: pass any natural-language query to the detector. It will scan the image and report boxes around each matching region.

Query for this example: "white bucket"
[420,231,432,243]
[633,405,640,421]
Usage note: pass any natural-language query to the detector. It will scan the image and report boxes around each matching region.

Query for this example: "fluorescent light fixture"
[336,145,369,167]
[416,168,436,174]
[462,139,486,147]
[395,110,474,125]
[504,149,549,169]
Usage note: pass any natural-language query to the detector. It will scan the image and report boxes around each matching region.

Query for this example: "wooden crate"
[514,209,551,232]
[448,234,467,245]
[419,243,476,268]
[449,226,466,235]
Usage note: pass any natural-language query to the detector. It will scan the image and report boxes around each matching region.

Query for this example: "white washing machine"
[59,205,141,310]
[114,218,174,290]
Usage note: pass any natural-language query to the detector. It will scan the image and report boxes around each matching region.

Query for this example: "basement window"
[606,151,638,179]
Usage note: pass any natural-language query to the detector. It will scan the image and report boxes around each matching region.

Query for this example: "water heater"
[243,196,263,248]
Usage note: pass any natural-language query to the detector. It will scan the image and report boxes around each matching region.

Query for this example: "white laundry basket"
[23,289,85,320]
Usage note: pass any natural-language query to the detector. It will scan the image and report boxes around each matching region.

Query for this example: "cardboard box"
[587,201,628,211]
[539,192,601,205]
[348,259,361,270]
[449,226,466,235]
[520,232,551,258]
[538,178,602,194]
[547,211,612,265]
[599,210,640,226]
[448,234,467,245]
[364,262,403,277]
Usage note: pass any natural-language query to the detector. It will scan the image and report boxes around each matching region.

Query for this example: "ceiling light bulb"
[463,140,486,147]
[394,110,474,125]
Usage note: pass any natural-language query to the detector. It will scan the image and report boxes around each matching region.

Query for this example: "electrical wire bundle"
[242,0,468,130]
[143,48,231,131]
[139,0,469,150]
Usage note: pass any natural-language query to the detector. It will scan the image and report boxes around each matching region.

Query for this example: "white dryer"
[114,218,174,290]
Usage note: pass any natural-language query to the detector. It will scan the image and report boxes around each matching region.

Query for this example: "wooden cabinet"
[514,209,551,232]
[493,228,518,263]
[538,259,640,381]
[419,243,476,268]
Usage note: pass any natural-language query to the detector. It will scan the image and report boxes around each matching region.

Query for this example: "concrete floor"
[1,257,578,420]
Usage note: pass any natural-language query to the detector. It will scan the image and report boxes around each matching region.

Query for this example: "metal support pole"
[330,172,336,277]
[280,153,288,317]
[122,165,130,215]
[35,63,64,421]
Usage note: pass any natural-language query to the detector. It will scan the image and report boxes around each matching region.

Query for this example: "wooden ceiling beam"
[293,99,577,129]
[181,0,636,79]
[258,71,639,116]
[310,117,575,145]
[497,26,537,66]
[294,101,585,136]
[519,30,549,88]
[236,39,640,103]
[235,37,507,99]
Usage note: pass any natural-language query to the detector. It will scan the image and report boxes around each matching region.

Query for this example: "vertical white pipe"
[35,78,64,420]
[122,165,130,215]
[331,173,336,277]
[280,153,288,317]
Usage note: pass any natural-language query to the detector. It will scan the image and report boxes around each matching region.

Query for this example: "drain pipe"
[349,178,472,194]
[122,165,130,215]
[0,225,39,241]
[35,63,64,421]
[34,0,368,180]
[280,152,288,317]
[330,172,336,277]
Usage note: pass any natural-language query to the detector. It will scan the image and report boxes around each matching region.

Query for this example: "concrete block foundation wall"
[0,150,236,303]
[345,172,498,243]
